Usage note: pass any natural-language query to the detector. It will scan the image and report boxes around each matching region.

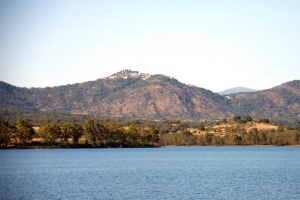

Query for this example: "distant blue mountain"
[219,87,257,95]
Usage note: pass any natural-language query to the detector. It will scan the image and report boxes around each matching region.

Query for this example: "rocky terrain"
[0,70,299,122]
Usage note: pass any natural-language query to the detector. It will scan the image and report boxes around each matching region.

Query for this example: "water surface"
[1,146,299,199]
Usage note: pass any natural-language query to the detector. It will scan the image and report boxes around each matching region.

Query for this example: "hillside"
[0,70,300,122]
[229,80,300,121]
[0,70,232,118]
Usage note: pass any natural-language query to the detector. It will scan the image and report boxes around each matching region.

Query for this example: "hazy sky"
[1,0,299,92]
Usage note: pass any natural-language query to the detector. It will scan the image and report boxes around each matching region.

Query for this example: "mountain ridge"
[1,70,299,122]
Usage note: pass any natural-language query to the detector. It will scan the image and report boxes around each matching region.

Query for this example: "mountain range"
[219,87,257,95]
[1,70,299,122]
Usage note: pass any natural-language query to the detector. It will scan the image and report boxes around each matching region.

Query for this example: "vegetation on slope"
[1,71,300,122]
[0,72,233,118]
[229,80,300,121]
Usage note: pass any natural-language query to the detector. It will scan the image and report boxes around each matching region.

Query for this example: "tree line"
[1,116,300,148]
[0,118,159,148]
[159,127,300,146]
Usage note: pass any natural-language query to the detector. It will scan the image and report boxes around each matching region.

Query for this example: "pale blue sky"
[1,0,299,92]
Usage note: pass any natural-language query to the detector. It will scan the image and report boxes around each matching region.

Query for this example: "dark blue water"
[0,146,300,200]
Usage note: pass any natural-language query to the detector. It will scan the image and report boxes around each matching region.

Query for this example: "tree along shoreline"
[1,143,299,150]
[1,116,300,149]
[0,144,159,149]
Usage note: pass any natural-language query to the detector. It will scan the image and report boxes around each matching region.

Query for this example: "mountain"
[0,70,232,118]
[219,87,257,95]
[0,70,299,122]
[229,80,300,121]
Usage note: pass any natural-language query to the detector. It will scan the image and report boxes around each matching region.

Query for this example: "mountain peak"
[106,69,151,80]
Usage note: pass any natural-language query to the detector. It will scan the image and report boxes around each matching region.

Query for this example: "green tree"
[293,131,299,144]
[16,118,34,145]
[140,128,150,146]
[83,119,104,145]
[212,135,224,145]
[199,124,206,131]
[39,123,61,145]
[274,133,283,146]
[242,131,252,145]
[258,118,270,123]
[181,130,192,137]
[204,133,213,145]
[243,116,252,122]
[98,125,112,147]
[234,134,243,145]
[61,123,72,144]
[126,124,139,146]
[149,127,159,145]
[258,131,267,144]
[250,128,259,144]
[0,120,10,147]
[277,125,285,133]
[181,130,193,145]
[233,116,241,122]
[109,125,126,147]
[62,122,83,146]
[69,122,83,146]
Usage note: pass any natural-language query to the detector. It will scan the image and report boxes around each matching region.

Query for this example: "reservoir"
[1,146,300,199]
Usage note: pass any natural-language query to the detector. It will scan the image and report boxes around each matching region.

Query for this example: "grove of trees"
[0,118,159,148]
[0,116,299,148]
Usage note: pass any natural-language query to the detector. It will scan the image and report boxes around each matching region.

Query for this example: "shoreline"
[2,144,300,150]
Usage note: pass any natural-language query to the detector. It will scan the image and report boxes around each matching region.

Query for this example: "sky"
[0,0,299,92]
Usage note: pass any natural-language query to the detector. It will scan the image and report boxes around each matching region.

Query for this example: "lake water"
[0,146,300,200]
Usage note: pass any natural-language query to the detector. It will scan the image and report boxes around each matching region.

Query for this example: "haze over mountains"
[1,70,299,122]
[219,87,257,95]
